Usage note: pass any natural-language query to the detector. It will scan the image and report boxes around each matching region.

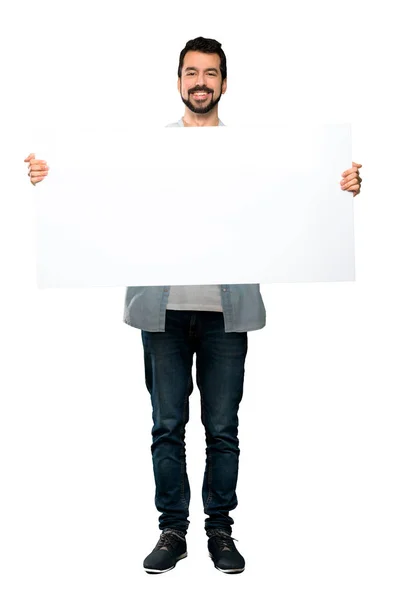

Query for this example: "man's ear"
[222,78,227,94]
[177,78,181,93]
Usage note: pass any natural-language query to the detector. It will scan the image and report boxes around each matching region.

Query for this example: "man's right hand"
[24,153,50,186]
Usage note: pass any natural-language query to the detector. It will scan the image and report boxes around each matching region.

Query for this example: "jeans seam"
[180,397,189,511]
[180,445,189,510]
[199,381,213,512]
[204,451,213,510]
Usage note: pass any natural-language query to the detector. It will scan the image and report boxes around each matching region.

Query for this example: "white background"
[1,0,399,598]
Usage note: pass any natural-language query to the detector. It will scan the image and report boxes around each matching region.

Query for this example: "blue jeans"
[141,310,248,535]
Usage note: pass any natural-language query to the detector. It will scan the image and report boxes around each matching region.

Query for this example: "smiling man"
[179,48,227,125]
[24,35,362,577]
[127,37,362,577]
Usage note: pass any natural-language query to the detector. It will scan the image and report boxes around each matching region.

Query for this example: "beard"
[180,85,223,114]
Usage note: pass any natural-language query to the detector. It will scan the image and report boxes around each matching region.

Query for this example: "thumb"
[24,153,35,162]
[352,161,362,168]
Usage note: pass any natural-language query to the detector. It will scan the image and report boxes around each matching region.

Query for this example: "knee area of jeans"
[204,423,239,440]
[153,417,188,435]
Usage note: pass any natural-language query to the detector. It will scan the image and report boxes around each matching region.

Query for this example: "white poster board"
[34,124,353,288]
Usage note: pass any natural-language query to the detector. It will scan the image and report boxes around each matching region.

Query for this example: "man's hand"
[340,162,362,197]
[24,153,50,186]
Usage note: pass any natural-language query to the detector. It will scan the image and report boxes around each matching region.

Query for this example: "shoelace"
[156,530,185,551]
[210,530,239,551]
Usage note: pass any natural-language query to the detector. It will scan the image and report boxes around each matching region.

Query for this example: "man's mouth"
[191,91,211,100]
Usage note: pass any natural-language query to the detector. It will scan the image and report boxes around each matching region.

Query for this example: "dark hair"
[178,37,227,81]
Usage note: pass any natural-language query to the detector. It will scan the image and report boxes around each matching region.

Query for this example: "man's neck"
[182,110,219,127]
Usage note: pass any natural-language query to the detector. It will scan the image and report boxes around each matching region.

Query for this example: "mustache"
[189,88,213,94]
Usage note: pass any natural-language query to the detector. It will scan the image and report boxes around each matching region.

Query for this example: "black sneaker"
[207,529,245,574]
[143,529,187,574]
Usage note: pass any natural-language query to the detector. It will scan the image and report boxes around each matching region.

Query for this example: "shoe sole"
[209,552,245,574]
[144,552,188,574]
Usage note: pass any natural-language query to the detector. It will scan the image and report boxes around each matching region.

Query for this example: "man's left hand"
[340,162,362,197]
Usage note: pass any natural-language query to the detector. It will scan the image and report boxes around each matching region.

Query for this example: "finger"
[341,173,359,185]
[345,183,360,191]
[352,162,362,168]
[24,153,35,162]
[345,178,359,189]
[30,164,49,171]
[29,159,47,165]
[31,175,46,183]
[342,166,358,177]
[29,169,49,177]
[30,170,48,178]
[341,177,358,189]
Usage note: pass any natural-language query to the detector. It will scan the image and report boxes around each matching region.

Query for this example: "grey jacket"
[123,118,266,333]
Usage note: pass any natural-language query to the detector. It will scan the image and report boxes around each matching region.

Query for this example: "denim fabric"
[142,310,248,534]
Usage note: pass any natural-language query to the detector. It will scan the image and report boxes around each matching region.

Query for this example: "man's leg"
[141,310,196,534]
[195,312,248,535]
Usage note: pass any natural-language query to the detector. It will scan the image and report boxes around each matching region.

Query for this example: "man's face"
[178,50,227,114]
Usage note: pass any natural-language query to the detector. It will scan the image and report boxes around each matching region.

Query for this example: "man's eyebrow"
[184,67,219,73]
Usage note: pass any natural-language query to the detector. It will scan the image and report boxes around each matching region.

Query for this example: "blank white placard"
[34,124,353,288]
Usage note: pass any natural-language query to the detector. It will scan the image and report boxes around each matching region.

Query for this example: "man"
[24,36,362,575]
